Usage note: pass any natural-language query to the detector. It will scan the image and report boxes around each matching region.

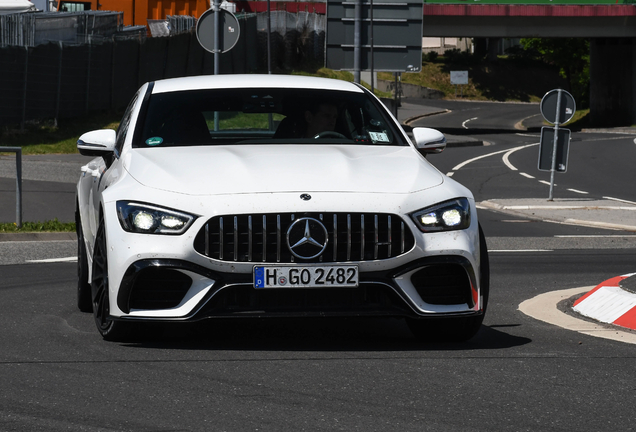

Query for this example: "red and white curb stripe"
[573,273,636,330]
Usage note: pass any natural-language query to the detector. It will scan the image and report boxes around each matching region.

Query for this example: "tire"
[407,224,490,342]
[91,217,129,341]
[76,210,93,313]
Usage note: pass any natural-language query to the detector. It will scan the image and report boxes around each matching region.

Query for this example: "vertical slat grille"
[194,212,415,263]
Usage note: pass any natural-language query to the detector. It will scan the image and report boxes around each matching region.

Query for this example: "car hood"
[123,145,444,195]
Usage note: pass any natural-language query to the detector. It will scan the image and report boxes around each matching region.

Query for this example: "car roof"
[151,74,365,94]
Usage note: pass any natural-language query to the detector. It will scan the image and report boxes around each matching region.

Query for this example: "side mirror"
[77,129,116,157]
[412,127,446,155]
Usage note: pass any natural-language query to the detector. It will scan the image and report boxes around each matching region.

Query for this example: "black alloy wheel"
[91,217,128,341]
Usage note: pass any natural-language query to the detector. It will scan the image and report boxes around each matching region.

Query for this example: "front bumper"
[111,254,482,322]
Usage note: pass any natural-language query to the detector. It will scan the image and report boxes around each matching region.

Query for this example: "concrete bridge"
[422,3,636,126]
[238,1,636,126]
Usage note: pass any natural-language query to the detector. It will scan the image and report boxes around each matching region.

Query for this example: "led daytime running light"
[116,201,195,235]
[411,198,470,232]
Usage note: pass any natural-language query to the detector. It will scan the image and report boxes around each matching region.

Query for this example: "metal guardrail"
[2,147,22,228]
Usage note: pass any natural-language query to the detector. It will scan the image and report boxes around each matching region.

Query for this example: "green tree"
[520,38,589,107]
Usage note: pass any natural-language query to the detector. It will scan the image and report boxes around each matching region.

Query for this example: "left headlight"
[116,201,196,235]
[410,198,471,232]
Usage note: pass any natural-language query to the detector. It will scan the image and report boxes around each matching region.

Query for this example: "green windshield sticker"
[146,137,163,146]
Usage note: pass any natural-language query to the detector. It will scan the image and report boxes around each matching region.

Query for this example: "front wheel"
[91,219,129,341]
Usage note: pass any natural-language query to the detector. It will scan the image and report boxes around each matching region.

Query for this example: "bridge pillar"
[589,38,636,127]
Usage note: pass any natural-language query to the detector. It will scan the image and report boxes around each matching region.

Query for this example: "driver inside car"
[304,102,339,138]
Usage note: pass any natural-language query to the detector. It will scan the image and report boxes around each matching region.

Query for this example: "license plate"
[254,265,359,288]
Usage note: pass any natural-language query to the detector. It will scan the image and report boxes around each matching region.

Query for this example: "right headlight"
[116,201,196,235]
[410,198,471,232]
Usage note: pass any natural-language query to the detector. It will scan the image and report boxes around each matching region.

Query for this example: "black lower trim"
[115,256,480,321]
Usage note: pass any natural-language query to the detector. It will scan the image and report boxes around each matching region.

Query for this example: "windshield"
[135,87,407,148]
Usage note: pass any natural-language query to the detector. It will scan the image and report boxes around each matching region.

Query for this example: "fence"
[0,11,125,47]
[0,10,327,128]
[0,13,259,128]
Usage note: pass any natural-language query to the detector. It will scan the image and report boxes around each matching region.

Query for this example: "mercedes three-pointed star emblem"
[286,217,328,259]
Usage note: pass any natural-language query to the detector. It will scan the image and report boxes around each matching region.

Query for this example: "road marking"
[462,117,478,129]
[451,148,511,171]
[604,196,636,206]
[514,114,542,131]
[519,172,535,179]
[567,188,589,194]
[539,180,555,186]
[446,172,454,177]
[489,249,553,252]
[515,133,540,137]
[502,143,539,171]
[579,136,634,142]
[26,257,77,263]
[555,235,636,238]
[519,286,636,345]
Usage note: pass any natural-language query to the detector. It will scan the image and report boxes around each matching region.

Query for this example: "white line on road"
[489,249,553,252]
[451,148,511,171]
[567,188,589,195]
[555,235,636,238]
[539,180,555,186]
[519,172,535,179]
[604,196,636,206]
[26,257,77,263]
[462,117,478,129]
[515,133,541,137]
[502,143,539,171]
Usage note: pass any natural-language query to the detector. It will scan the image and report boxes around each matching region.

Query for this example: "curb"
[0,232,77,242]
[573,274,636,331]
[402,110,450,126]
[519,286,636,345]
[478,200,636,232]
[581,128,636,135]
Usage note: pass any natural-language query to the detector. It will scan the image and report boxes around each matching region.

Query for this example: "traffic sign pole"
[539,88,575,201]
[214,0,220,76]
[548,89,562,201]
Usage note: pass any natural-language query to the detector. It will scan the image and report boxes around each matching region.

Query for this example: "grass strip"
[0,219,75,233]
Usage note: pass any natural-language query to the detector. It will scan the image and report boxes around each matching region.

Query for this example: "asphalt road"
[1,99,636,431]
[1,250,635,431]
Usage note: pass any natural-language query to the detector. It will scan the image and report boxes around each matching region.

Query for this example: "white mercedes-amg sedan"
[75,74,489,341]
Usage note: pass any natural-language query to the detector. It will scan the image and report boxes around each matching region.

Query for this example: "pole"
[548,89,562,201]
[213,0,220,75]
[353,0,361,83]
[16,149,22,228]
[213,0,220,131]
[2,147,22,228]
[267,0,271,74]
[370,0,374,94]
[267,0,273,130]
[393,73,398,117]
